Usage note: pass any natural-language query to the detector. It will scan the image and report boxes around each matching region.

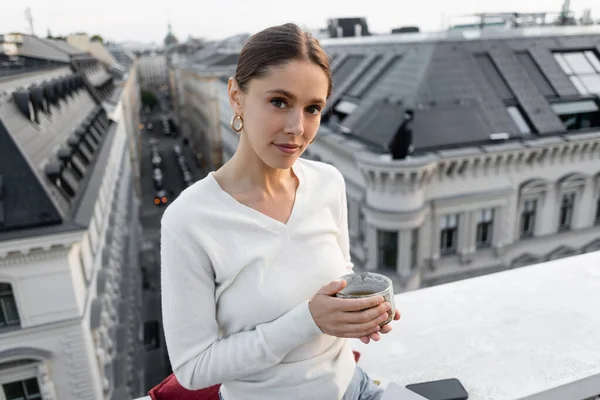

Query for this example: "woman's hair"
[234,23,333,98]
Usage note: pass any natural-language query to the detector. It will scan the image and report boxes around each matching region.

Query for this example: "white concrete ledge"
[351,252,600,400]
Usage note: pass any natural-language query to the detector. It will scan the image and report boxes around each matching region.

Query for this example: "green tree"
[140,89,158,109]
[90,34,104,43]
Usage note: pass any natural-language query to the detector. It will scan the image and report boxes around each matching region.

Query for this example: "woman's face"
[228,59,329,169]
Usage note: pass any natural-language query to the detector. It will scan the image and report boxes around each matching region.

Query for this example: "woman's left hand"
[359,310,401,344]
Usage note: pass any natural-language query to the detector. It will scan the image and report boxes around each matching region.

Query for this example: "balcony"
[136,251,600,400]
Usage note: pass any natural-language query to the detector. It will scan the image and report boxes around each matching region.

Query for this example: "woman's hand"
[308,279,392,339]
[359,309,401,344]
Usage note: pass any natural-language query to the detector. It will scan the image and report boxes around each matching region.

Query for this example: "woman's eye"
[306,106,322,115]
[270,98,287,108]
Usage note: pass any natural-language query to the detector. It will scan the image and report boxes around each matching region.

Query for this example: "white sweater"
[160,158,356,400]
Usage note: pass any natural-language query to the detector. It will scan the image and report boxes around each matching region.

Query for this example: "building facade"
[0,35,144,400]
[176,25,600,290]
[137,55,168,93]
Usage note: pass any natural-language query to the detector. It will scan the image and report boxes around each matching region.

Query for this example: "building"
[106,43,136,70]
[175,24,600,291]
[137,55,168,93]
[0,33,144,400]
[327,17,370,38]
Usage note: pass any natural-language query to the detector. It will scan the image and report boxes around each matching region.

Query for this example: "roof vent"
[57,146,84,179]
[53,79,64,101]
[75,127,96,153]
[62,76,74,98]
[490,132,510,140]
[67,134,90,165]
[44,162,76,198]
[12,90,38,123]
[42,81,60,110]
[30,85,50,116]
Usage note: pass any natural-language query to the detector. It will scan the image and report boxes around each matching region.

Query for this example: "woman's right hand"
[308,279,392,339]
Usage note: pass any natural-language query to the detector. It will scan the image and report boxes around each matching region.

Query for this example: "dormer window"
[553,51,600,95]
[550,99,600,131]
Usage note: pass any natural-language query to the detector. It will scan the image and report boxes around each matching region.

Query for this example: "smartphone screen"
[405,378,468,400]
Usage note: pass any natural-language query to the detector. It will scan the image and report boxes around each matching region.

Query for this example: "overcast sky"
[0,0,596,44]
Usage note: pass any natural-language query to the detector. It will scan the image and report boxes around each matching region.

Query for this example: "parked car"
[173,144,182,156]
[152,168,164,190]
[151,153,162,168]
[154,189,169,206]
[182,170,193,184]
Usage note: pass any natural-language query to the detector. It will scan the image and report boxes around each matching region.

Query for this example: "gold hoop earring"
[230,114,244,133]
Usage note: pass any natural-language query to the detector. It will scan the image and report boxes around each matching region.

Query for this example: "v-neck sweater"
[160,158,356,400]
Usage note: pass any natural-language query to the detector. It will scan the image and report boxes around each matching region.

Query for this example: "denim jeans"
[218,366,383,400]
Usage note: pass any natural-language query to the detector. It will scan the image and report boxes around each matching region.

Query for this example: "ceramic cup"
[335,272,395,326]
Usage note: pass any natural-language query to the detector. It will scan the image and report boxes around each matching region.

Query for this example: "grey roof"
[37,38,85,55]
[0,67,72,95]
[0,69,117,240]
[322,27,600,152]
[87,69,112,87]
[13,35,71,63]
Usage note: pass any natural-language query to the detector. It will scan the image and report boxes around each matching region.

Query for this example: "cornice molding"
[0,246,71,267]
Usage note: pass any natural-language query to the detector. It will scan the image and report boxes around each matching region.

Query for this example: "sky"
[0,0,596,44]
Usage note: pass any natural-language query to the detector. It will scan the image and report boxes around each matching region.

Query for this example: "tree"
[140,89,158,110]
[91,34,104,43]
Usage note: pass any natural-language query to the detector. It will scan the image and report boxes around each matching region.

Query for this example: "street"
[139,113,207,240]
[138,106,208,388]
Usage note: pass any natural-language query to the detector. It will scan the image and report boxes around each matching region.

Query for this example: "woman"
[160,23,400,400]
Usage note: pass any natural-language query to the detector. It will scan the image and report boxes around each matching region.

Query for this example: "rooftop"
[135,251,600,400]
[0,32,121,240]
[188,24,600,159]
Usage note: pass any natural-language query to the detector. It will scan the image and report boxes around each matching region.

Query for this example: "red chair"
[149,351,361,400]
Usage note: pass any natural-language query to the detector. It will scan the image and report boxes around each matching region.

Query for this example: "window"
[516,51,557,97]
[475,53,534,134]
[358,208,366,241]
[553,51,600,95]
[520,199,537,238]
[551,100,600,131]
[0,283,19,327]
[410,229,419,269]
[506,105,533,134]
[377,230,398,270]
[476,209,494,248]
[331,100,358,123]
[3,378,41,400]
[475,54,514,101]
[143,321,160,351]
[596,196,600,225]
[558,192,576,231]
[332,55,365,87]
[440,214,459,255]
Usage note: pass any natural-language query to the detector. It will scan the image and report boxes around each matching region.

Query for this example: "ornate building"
[0,33,143,400]
[176,24,600,291]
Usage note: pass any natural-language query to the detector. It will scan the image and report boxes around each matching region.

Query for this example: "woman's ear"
[228,77,244,116]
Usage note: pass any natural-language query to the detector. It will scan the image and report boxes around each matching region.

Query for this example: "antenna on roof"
[25,7,35,36]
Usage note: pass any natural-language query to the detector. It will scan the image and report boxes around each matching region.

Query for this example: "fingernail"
[385,303,391,311]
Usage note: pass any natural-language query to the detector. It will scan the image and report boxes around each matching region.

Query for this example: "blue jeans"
[218,366,383,400]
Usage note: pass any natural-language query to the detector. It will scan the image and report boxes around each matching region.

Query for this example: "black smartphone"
[405,378,468,400]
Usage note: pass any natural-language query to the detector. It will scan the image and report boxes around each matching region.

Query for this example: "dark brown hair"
[234,23,333,98]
